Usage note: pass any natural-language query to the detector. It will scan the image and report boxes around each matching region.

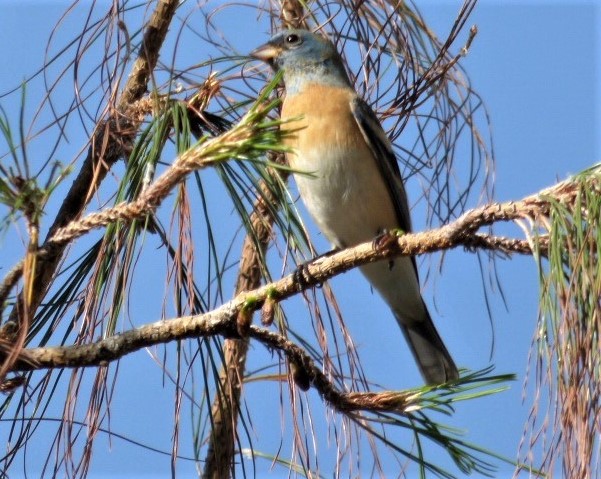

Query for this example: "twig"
[45,105,282,248]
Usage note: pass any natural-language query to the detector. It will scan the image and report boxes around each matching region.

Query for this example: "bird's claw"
[373,229,404,271]
[293,261,320,290]
[373,228,401,250]
[293,247,340,290]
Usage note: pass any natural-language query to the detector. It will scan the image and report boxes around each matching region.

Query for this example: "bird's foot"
[373,228,403,250]
[373,228,404,271]
[292,248,340,290]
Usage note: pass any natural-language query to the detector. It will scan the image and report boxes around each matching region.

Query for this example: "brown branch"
[5,317,415,417]
[468,233,547,255]
[249,326,416,414]
[2,208,549,420]
[0,260,24,314]
[10,110,264,267]
[4,168,583,374]
[45,109,279,248]
[4,169,587,429]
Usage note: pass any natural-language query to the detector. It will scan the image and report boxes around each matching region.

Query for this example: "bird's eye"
[285,34,302,46]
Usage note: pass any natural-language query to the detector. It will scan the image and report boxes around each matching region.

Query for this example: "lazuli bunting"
[251,30,458,384]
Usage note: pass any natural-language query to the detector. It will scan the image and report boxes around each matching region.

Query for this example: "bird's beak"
[249,42,280,66]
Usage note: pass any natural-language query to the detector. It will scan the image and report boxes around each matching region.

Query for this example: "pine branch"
[44,101,287,248]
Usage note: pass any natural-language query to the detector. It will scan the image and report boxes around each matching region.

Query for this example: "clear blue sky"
[0,1,598,477]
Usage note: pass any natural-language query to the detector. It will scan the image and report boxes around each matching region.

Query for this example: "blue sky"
[0,1,599,477]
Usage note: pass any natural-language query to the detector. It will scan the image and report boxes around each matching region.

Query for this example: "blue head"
[250,30,351,94]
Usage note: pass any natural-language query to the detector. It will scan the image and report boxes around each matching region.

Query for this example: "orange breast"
[281,83,364,161]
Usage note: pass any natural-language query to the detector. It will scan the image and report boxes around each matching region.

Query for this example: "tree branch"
[4,149,586,381]
[5,183,559,375]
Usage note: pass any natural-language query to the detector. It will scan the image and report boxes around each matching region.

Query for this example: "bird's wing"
[350,96,421,277]
[350,96,413,235]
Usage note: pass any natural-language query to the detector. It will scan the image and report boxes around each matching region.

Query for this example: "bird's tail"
[396,306,459,385]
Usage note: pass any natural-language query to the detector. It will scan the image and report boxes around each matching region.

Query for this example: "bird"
[250,29,458,385]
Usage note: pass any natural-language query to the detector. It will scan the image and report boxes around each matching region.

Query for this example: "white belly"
[292,146,424,321]
[293,146,397,249]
